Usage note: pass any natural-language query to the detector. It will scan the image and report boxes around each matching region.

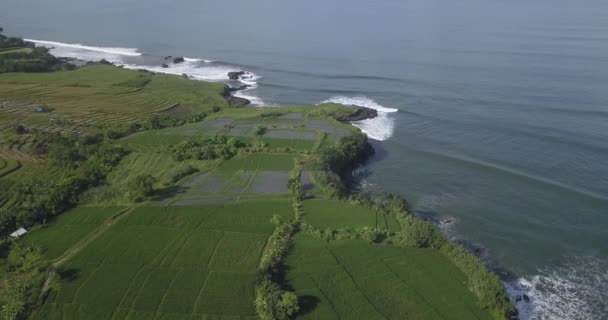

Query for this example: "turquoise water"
[2,0,607,318]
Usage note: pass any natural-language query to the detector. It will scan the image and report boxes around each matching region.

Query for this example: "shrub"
[171,136,249,161]
[440,243,515,318]
[162,165,199,186]
[254,279,299,320]
[254,125,268,136]
[395,216,446,249]
[126,174,155,202]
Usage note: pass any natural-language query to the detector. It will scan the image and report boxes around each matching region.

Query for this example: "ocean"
[2,0,607,318]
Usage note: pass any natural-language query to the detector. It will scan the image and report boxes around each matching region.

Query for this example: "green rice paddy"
[29,203,292,320]
[286,236,493,320]
[0,65,505,320]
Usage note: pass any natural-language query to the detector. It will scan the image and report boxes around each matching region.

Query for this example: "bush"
[254,279,299,320]
[254,125,268,136]
[171,136,249,161]
[126,174,155,202]
[162,165,199,186]
[440,243,515,318]
[395,215,446,249]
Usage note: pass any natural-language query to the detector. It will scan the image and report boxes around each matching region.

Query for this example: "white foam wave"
[506,256,608,320]
[26,39,141,63]
[233,91,266,106]
[27,38,266,107]
[184,57,213,63]
[321,96,398,141]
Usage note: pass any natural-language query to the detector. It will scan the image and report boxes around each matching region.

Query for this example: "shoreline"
[9,38,518,319]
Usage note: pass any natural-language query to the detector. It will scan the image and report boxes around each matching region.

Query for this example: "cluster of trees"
[254,166,305,320]
[255,217,300,320]
[0,133,127,237]
[0,28,59,73]
[0,243,45,320]
[171,135,249,161]
[314,131,374,199]
[287,169,305,201]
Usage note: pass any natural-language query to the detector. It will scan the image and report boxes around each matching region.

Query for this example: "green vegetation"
[0,28,59,73]
[126,174,156,202]
[0,31,514,320]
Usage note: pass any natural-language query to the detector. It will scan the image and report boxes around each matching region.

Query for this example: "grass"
[30,202,292,319]
[0,47,32,55]
[302,199,401,232]
[286,235,494,320]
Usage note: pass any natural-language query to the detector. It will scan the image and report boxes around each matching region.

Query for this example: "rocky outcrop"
[227,84,251,92]
[336,106,378,122]
[173,57,185,64]
[161,63,169,68]
[164,55,172,60]
[227,96,251,107]
[228,71,246,80]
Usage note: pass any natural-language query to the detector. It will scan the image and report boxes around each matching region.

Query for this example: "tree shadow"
[0,242,10,259]
[297,295,321,317]
[151,185,188,201]
[57,268,81,282]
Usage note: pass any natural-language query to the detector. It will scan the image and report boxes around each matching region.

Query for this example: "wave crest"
[26,39,141,60]
[321,96,398,141]
[28,38,265,106]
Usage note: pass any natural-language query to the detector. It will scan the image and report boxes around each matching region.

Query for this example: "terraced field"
[0,65,228,137]
[30,202,293,320]
[0,158,21,182]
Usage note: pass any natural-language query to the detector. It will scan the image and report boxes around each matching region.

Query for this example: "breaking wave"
[321,96,398,141]
[28,39,266,105]
[506,256,608,320]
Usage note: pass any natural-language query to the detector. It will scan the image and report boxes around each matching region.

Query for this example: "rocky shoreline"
[56,56,380,122]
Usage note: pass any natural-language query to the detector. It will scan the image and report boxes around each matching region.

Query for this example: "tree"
[126,174,155,202]
[253,125,267,136]
[255,280,299,320]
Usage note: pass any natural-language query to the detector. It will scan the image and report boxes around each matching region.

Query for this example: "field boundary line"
[51,207,133,268]
[381,258,441,316]
[326,246,390,320]
[192,232,225,313]
[308,272,343,320]
[37,207,134,304]
[112,264,150,316]
[153,268,184,317]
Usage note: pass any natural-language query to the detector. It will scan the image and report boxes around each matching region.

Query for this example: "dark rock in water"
[228,71,246,80]
[164,55,172,60]
[227,84,251,92]
[227,96,251,107]
[98,59,112,65]
[173,57,185,64]
[522,294,530,302]
[336,106,378,122]
[161,63,169,68]
[181,73,189,79]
